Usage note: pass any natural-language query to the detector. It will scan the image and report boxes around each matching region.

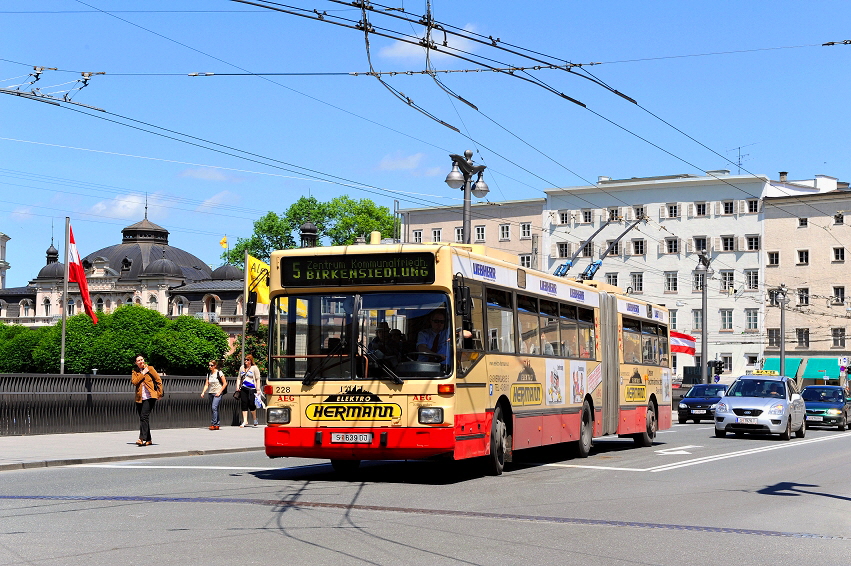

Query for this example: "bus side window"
[456,281,485,352]
[486,288,515,354]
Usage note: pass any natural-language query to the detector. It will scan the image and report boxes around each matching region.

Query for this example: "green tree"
[0,324,49,373]
[223,196,395,264]
[149,316,229,375]
[223,324,268,378]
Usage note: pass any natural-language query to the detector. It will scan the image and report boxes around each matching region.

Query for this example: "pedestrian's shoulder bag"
[217,370,228,395]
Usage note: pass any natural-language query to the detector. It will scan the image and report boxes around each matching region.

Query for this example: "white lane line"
[77,464,282,470]
[655,445,702,455]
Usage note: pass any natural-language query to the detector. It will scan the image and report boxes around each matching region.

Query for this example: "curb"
[0,446,265,472]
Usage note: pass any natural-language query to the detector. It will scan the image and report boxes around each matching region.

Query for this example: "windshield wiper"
[358,340,403,385]
[302,339,345,386]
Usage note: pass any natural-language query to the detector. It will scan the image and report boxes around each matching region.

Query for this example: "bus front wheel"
[634,402,657,447]
[486,405,507,475]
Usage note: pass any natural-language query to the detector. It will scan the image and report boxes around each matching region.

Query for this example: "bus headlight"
[267,407,291,424]
[418,407,443,424]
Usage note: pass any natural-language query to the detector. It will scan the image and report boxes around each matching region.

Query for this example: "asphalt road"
[1,423,850,565]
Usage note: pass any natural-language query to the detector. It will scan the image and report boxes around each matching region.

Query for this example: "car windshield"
[802,388,844,403]
[685,385,727,398]
[726,379,786,399]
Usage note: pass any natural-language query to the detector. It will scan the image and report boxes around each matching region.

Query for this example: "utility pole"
[696,251,713,384]
[775,285,790,376]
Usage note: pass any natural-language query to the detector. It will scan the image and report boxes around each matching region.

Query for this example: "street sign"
[839,356,848,367]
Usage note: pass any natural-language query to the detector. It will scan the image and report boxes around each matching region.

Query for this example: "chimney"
[779,171,788,182]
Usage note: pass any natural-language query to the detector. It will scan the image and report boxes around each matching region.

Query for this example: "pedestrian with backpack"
[201,359,228,430]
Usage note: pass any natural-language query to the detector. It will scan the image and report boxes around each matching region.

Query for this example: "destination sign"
[281,253,435,287]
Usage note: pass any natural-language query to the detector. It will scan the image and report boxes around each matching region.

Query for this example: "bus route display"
[281,252,435,287]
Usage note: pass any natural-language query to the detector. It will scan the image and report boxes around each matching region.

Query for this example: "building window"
[669,309,677,330]
[832,328,846,348]
[693,272,705,292]
[606,241,620,256]
[693,237,707,252]
[746,236,760,250]
[666,238,679,254]
[582,210,593,223]
[665,272,678,292]
[608,208,619,221]
[432,228,441,242]
[605,273,618,286]
[519,254,532,268]
[633,240,645,255]
[148,295,158,310]
[667,203,679,218]
[796,328,810,348]
[797,250,809,264]
[455,227,464,243]
[520,223,532,239]
[798,288,809,306]
[835,212,844,225]
[634,206,644,218]
[833,286,845,304]
[768,252,779,266]
[722,236,735,251]
[475,225,485,242]
[745,270,758,290]
[412,230,422,243]
[768,328,780,347]
[834,247,845,262]
[557,242,570,258]
[631,273,643,293]
[747,199,759,213]
[499,224,510,240]
[720,309,733,330]
[581,243,593,257]
[692,309,702,331]
[559,212,570,225]
[723,201,734,215]
[720,271,734,291]
[176,300,186,316]
[747,355,758,366]
[695,202,707,216]
[745,309,758,331]
[96,298,104,312]
[43,298,51,317]
[22,302,31,317]
[798,218,808,227]
[722,355,732,372]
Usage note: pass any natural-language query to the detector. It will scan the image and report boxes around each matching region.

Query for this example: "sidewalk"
[0,425,265,472]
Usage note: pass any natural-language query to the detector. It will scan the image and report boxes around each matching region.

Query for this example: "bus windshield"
[270,291,452,381]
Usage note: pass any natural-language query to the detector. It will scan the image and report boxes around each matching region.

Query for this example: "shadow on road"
[757,481,851,502]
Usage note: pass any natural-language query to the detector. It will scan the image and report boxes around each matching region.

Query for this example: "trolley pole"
[696,252,712,384]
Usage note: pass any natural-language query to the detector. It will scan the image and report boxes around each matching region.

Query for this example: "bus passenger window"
[517,294,540,354]
[642,323,658,364]
[623,318,641,364]
[539,301,559,356]
[457,282,485,376]
[486,288,515,353]
[559,304,579,358]
[578,307,595,358]
[658,332,669,365]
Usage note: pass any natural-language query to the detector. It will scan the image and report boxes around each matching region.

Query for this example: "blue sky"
[1,1,850,287]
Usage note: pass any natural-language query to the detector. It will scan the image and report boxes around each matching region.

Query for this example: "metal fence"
[0,373,261,436]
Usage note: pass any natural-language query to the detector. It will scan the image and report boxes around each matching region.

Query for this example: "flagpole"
[60,217,70,375]
[241,249,248,371]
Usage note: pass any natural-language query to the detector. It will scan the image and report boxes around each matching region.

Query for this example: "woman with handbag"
[131,354,163,446]
[201,360,227,430]
[237,354,260,427]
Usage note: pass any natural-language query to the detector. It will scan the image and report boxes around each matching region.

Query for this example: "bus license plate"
[331,433,373,444]
[736,417,758,425]
[806,416,823,421]
[691,409,707,414]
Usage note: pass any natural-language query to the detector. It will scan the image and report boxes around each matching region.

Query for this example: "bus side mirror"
[453,280,471,317]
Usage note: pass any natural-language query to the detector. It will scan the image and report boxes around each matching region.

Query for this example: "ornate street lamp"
[445,150,488,244]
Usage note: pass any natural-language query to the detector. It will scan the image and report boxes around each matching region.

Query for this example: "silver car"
[714,375,806,439]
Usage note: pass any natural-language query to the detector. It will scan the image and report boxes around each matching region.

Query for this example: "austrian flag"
[68,226,98,324]
[670,331,696,356]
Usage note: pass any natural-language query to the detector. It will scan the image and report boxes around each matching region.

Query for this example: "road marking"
[655,445,701,455]
[78,464,284,471]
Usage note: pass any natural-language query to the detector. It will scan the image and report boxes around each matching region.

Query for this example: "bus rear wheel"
[486,405,507,475]
[634,402,656,447]
[330,459,360,474]
[575,400,593,458]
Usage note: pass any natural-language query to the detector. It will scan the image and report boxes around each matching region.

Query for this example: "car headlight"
[710,403,718,410]
[715,402,729,413]
[267,407,291,424]
[418,407,443,424]
[826,409,842,416]
[678,403,688,409]
[767,403,785,415]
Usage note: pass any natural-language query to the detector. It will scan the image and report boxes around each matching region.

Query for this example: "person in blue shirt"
[237,354,260,427]
[417,310,450,362]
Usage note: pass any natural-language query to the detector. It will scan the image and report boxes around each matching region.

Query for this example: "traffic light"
[712,361,724,375]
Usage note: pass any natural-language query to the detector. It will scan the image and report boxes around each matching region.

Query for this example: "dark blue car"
[802,386,851,430]
[677,384,727,424]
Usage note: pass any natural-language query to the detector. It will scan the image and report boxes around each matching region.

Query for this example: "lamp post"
[696,252,713,384]
[775,284,790,376]
[445,150,488,244]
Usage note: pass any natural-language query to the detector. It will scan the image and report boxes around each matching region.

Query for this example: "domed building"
[0,216,247,333]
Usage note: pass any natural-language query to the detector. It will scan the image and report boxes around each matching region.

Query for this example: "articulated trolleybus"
[263,240,672,474]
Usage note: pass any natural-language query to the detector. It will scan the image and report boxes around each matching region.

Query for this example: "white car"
[714,376,805,440]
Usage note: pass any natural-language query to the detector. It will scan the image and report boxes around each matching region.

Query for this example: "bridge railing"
[0,373,257,436]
